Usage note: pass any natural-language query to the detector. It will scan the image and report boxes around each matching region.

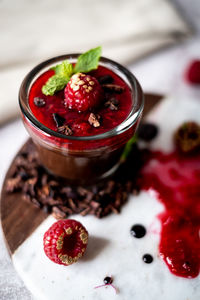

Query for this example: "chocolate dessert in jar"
[19,47,144,185]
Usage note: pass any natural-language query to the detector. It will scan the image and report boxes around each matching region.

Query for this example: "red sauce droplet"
[139,150,200,278]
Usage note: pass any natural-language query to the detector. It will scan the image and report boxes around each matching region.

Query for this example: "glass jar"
[19,54,144,185]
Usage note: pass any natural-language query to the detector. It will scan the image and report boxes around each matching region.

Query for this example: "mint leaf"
[52,60,73,80]
[121,135,138,162]
[42,47,102,96]
[42,60,73,96]
[74,46,102,73]
[42,75,69,96]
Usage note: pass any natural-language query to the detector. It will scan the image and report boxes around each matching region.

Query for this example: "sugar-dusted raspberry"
[185,60,200,84]
[174,121,200,154]
[43,219,88,266]
[64,73,102,112]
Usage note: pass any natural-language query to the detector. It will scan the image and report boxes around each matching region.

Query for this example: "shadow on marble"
[81,235,110,262]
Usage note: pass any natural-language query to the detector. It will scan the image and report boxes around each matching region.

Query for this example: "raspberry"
[64,73,102,112]
[185,60,200,84]
[43,219,88,266]
[174,122,200,154]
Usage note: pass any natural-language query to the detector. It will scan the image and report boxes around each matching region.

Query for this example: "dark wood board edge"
[0,93,163,255]
[0,143,47,255]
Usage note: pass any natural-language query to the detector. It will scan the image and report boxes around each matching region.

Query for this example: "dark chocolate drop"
[143,254,153,264]
[130,224,146,238]
[103,276,113,284]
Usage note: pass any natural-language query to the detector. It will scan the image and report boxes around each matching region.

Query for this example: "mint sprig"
[42,46,102,96]
[74,46,102,73]
[42,75,69,96]
[52,60,73,80]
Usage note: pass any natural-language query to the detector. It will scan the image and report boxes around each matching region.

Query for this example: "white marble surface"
[12,96,200,300]
[0,0,200,299]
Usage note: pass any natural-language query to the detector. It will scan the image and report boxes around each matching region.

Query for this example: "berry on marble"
[43,219,88,266]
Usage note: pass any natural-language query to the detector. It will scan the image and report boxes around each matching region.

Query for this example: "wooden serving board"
[0,93,163,255]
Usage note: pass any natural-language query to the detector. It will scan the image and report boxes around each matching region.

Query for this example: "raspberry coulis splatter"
[29,66,132,136]
[140,150,200,278]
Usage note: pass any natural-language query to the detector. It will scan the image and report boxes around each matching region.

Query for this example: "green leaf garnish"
[121,135,138,162]
[42,46,102,96]
[42,75,69,96]
[52,60,73,80]
[74,46,102,73]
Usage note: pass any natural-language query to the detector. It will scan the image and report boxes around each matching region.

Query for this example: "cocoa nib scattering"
[104,98,119,111]
[34,97,46,107]
[5,140,143,219]
[102,84,125,94]
[88,113,101,128]
[57,125,73,136]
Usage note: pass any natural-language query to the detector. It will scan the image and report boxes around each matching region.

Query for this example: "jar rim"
[19,54,144,141]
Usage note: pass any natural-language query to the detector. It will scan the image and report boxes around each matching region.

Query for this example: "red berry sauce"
[29,66,132,137]
[139,150,200,278]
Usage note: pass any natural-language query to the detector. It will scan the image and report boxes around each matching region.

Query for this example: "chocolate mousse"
[19,47,144,184]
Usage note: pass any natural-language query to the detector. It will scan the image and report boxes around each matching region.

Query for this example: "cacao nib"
[104,98,119,111]
[34,97,46,107]
[102,84,124,94]
[98,75,114,84]
[57,124,73,136]
[80,207,91,216]
[31,197,42,208]
[5,138,144,220]
[52,206,66,219]
[53,113,65,128]
[6,176,22,192]
[88,113,101,128]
